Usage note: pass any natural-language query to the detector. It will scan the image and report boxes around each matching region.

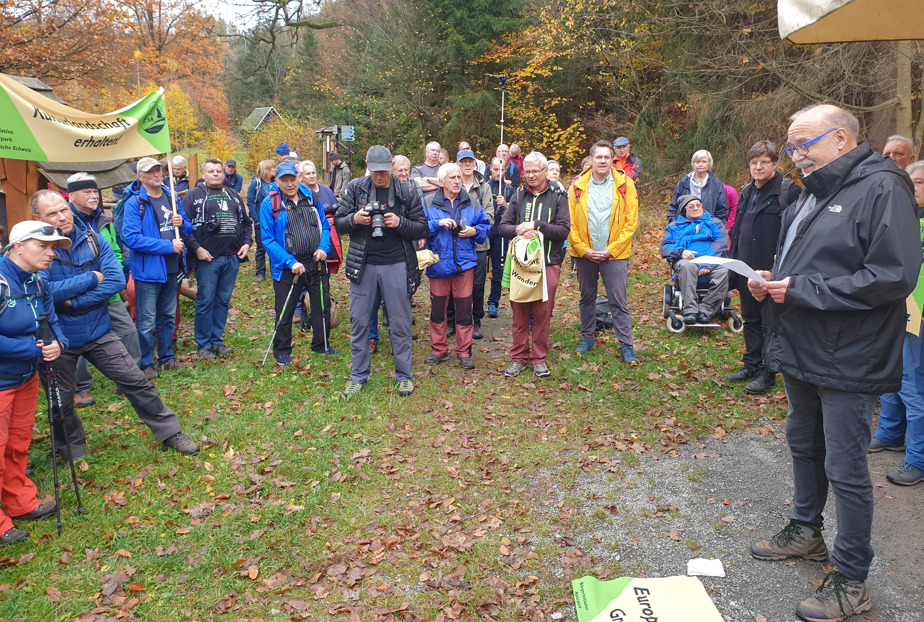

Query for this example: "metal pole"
[261,278,298,367]
[500,87,505,145]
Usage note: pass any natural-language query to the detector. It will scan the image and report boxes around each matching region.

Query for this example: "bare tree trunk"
[896,41,913,140]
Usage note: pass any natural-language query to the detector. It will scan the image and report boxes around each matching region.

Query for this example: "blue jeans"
[194,255,240,350]
[875,330,924,470]
[135,276,179,369]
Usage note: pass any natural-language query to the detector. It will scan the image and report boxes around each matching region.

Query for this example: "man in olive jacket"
[747,104,921,622]
[334,145,428,399]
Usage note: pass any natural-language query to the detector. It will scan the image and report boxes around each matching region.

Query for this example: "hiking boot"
[74,391,95,409]
[198,348,216,360]
[256,274,266,283]
[369,339,378,354]
[620,345,639,366]
[473,324,483,339]
[576,339,594,354]
[727,367,759,382]
[142,366,159,380]
[533,362,551,378]
[425,353,450,365]
[458,357,475,370]
[505,361,528,378]
[745,369,776,394]
[161,360,181,371]
[397,379,415,397]
[750,522,828,561]
[868,437,905,453]
[11,500,56,521]
[696,312,710,324]
[795,570,870,622]
[446,325,455,338]
[487,302,498,318]
[886,462,924,486]
[683,313,698,325]
[275,354,292,365]
[0,527,29,545]
[214,345,234,356]
[320,347,341,355]
[162,432,199,455]
[342,382,365,399]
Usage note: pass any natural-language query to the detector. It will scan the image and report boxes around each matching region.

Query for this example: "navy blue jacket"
[40,219,125,349]
[225,171,243,193]
[667,172,729,223]
[0,258,67,390]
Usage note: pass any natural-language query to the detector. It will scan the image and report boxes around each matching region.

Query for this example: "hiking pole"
[318,260,329,353]
[37,314,85,535]
[261,278,298,367]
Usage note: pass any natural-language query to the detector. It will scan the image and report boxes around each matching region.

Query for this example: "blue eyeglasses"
[783,129,838,158]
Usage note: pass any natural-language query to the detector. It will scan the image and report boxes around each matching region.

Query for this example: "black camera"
[364,202,388,238]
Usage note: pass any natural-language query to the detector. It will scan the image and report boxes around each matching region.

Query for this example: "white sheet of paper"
[691,256,766,283]
[687,558,726,577]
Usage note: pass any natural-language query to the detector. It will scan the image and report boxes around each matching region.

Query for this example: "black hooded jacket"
[765,143,921,393]
[334,175,428,295]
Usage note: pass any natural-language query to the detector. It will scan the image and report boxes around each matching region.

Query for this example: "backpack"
[113,181,146,252]
[0,272,45,315]
[595,296,614,332]
[779,178,794,208]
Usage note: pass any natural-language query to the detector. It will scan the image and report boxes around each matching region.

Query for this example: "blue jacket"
[660,212,724,260]
[226,171,243,193]
[0,258,67,390]
[667,172,729,223]
[424,188,490,278]
[39,219,125,349]
[247,176,274,223]
[260,184,331,281]
[121,183,192,283]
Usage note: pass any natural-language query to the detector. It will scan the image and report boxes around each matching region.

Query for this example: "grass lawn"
[0,205,787,621]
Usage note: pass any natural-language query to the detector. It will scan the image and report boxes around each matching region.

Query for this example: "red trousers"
[510,263,561,365]
[429,269,475,358]
[0,375,41,533]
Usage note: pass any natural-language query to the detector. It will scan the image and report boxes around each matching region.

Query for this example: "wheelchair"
[661,276,743,334]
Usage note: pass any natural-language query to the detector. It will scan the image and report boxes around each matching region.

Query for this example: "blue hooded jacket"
[40,218,125,349]
[0,258,67,390]
[260,184,331,281]
[121,183,192,283]
[424,188,490,278]
[661,212,724,260]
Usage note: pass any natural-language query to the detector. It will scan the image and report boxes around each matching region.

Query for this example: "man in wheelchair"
[660,195,729,325]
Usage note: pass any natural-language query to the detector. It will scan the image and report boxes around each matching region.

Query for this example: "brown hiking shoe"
[750,521,828,561]
[74,391,95,409]
[796,570,870,621]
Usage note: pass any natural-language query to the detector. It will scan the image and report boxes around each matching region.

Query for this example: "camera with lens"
[364,202,388,238]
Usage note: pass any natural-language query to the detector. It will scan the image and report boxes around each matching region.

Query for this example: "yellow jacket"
[568,168,638,259]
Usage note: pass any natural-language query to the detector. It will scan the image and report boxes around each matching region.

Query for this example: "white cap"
[9,220,71,249]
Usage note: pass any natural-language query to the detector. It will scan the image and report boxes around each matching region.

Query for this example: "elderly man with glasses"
[746,104,921,622]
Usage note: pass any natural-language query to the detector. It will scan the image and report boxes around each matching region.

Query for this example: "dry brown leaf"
[669,529,681,541]
[46,586,62,601]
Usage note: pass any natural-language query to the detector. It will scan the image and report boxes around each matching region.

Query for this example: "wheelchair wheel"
[662,284,673,318]
[667,317,686,333]
[728,313,744,334]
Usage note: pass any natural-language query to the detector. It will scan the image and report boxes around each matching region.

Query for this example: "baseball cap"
[9,221,72,249]
[136,157,163,173]
[613,137,631,147]
[276,142,290,156]
[275,162,299,178]
[366,146,392,172]
[226,159,237,167]
[456,149,476,161]
[328,151,341,161]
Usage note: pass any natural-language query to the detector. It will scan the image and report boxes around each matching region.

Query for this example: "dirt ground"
[545,428,924,622]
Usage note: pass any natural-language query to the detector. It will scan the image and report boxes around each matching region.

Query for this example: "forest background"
[2,0,923,190]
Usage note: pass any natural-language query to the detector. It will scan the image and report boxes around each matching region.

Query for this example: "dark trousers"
[44,332,182,459]
[472,250,488,324]
[487,232,507,307]
[739,283,771,372]
[273,263,331,356]
[783,374,876,582]
[253,222,266,278]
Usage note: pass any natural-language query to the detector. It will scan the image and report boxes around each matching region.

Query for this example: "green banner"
[0,74,170,162]
[572,575,724,622]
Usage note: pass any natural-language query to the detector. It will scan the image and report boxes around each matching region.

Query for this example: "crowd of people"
[2,102,924,622]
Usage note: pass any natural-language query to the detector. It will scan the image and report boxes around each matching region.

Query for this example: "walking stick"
[37,313,85,535]
[318,260,329,353]
[261,279,298,367]
[167,152,180,241]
